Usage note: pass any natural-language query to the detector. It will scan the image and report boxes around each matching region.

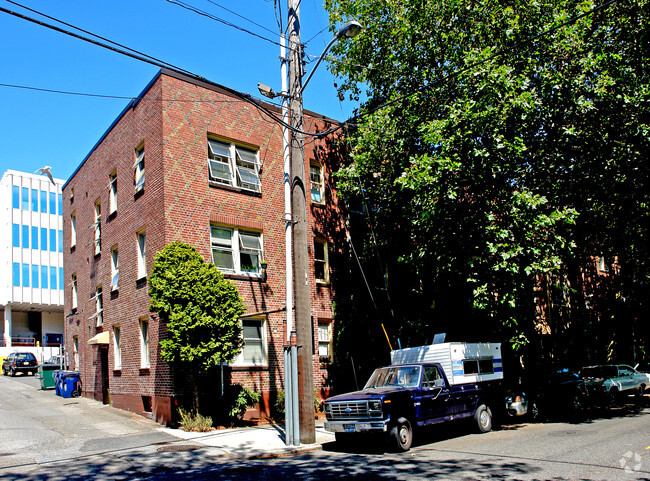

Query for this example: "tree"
[324,0,649,368]
[149,242,246,410]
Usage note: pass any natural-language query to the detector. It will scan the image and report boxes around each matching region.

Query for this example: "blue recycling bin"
[53,370,62,396]
[60,371,81,399]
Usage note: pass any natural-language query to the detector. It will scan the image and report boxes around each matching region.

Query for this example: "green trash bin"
[36,365,58,390]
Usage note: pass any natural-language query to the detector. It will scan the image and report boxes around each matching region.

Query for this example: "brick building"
[62,69,344,425]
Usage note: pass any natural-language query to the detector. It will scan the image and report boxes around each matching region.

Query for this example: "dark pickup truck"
[324,362,502,451]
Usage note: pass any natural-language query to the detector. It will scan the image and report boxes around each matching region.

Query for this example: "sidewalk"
[160,418,336,459]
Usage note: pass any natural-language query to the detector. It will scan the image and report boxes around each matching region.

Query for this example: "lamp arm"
[299,36,338,95]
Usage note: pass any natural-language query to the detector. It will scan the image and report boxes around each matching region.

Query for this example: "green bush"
[178,408,213,432]
[273,389,323,416]
[227,384,261,421]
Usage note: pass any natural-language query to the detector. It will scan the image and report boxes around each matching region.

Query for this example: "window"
[110,246,119,290]
[109,171,117,214]
[71,273,77,310]
[41,227,47,251]
[50,267,57,290]
[136,229,146,279]
[210,226,263,275]
[598,256,610,273]
[94,200,101,255]
[113,327,121,370]
[49,192,56,214]
[40,190,47,212]
[32,226,38,250]
[22,187,29,210]
[58,194,62,214]
[207,139,261,192]
[22,225,29,248]
[314,240,329,283]
[318,321,331,360]
[32,265,39,288]
[237,319,266,365]
[12,224,19,247]
[310,164,324,203]
[49,229,57,252]
[31,188,38,211]
[59,268,63,291]
[13,263,20,287]
[134,145,145,192]
[58,230,63,253]
[12,185,19,209]
[73,336,79,370]
[22,263,29,287]
[140,319,150,368]
[463,358,495,375]
[41,266,48,289]
[71,212,76,247]
[91,286,103,327]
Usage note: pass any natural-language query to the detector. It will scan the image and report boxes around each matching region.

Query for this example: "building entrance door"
[100,347,109,404]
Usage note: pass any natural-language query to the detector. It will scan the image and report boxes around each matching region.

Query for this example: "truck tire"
[475,404,492,433]
[10,367,16,377]
[390,417,413,452]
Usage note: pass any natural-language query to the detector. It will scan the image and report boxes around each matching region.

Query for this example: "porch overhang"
[87,331,109,345]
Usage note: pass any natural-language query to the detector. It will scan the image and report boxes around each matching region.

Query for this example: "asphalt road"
[1,373,649,480]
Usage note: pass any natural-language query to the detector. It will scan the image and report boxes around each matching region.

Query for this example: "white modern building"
[0,169,64,360]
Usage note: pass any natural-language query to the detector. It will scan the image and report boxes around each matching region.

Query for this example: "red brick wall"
[63,70,343,424]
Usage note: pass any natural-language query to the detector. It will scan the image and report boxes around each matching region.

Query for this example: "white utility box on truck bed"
[390,342,503,385]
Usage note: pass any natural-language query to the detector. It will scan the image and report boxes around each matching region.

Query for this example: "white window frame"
[208,139,261,193]
[113,326,121,370]
[89,286,103,327]
[314,239,329,283]
[136,229,146,279]
[211,226,263,276]
[109,170,117,214]
[110,246,119,291]
[318,321,332,359]
[310,163,324,203]
[134,145,145,192]
[71,273,78,310]
[140,318,150,368]
[73,336,79,370]
[71,212,76,248]
[94,199,101,255]
[234,318,267,366]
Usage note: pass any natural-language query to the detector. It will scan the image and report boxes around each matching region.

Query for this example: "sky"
[0,0,358,182]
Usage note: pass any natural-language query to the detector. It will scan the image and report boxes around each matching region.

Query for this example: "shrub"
[273,389,323,417]
[178,408,213,432]
[227,384,261,421]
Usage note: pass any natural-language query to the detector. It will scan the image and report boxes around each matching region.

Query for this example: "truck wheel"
[475,404,492,433]
[10,367,16,377]
[390,417,413,452]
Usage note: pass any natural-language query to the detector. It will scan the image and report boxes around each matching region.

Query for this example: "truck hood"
[326,386,414,403]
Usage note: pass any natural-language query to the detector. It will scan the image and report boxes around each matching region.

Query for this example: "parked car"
[42,355,65,368]
[580,364,647,406]
[2,352,38,376]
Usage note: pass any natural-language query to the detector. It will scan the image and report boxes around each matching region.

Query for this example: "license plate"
[23,362,29,366]
[343,424,355,433]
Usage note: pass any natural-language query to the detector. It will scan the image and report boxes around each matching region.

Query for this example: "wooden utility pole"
[288,0,315,444]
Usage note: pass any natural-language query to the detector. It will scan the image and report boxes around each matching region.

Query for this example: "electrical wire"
[204,0,279,36]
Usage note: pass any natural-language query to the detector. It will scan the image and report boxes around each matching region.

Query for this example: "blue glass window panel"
[12,224,19,247]
[31,189,38,211]
[41,227,47,250]
[22,187,29,210]
[58,230,63,252]
[50,267,57,290]
[40,190,47,212]
[49,192,56,214]
[41,266,48,289]
[22,263,30,287]
[50,229,56,252]
[32,265,39,288]
[31,226,38,249]
[59,268,64,290]
[22,225,29,248]
[13,263,20,286]
[12,186,20,209]
[58,194,62,215]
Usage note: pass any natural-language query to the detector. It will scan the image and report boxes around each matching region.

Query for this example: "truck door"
[420,365,454,424]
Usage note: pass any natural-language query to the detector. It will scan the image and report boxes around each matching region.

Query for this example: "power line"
[204,0,279,36]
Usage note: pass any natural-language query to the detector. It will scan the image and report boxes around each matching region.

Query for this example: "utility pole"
[288,0,315,444]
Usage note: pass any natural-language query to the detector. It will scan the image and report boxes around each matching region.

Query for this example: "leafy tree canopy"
[149,242,246,371]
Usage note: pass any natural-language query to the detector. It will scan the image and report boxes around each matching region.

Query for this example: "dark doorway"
[100,348,109,404]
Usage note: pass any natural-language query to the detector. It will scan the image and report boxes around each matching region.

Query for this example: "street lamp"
[259,12,362,446]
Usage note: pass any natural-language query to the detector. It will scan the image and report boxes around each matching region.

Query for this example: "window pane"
[209,160,231,183]
[32,226,38,249]
[50,229,57,252]
[236,147,257,165]
[212,248,234,270]
[211,227,232,247]
[49,192,56,213]
[243,321,262,340]
[239,232,261,250]
[50,267,57,290]
[22,225,29,248]
[31,189,38,211]
[22,187,29,210]
[12,186,19,209]
[41,227,47,250]
[22,263,29,287]
[12,224,19,247]
[13,263,20,287]
[58,194,62,215]
[32,265,39,288]
[318,342,330,357]
[41,266,48,289]
[59,268,63,291]
[314,241,325,261]
[240,252,259,273]
[58,230,63,252]
[208,139,231,157]
[243,341,264,364]
[40,190,47,212]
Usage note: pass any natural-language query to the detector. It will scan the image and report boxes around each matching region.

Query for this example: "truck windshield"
[364,366,421,389]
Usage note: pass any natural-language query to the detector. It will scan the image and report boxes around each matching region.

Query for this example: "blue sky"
[0,0,357,182]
